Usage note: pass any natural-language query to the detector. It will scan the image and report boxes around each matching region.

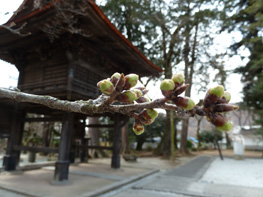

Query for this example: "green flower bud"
[160,79,175,97]
[132,89,143,99]
[133,121,144,135]
[208,113,232,132]
[222,92,231,103]
[209,85,224,98]
[146,109,158,119]
[117,90,137,103]
[216,120,232,132]
[172,73,184,86]
[139,109,158,125]
[173,97,195,110]
[97,79,114,95]
[204,85,225,107]
[124,74,139,89]
[111,72,121,85]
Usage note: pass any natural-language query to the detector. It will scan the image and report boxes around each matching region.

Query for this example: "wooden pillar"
[80,138,89,162]
[111,116,121,169]
[3,105,25,171]
[69,119,77,164]
[80,118,88,162]
[54,113,73,182]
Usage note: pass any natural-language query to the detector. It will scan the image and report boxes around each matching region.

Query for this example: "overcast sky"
[0,1,23,88]
[0,0,248,104]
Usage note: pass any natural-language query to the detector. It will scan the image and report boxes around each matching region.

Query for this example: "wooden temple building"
[0,0,161,182]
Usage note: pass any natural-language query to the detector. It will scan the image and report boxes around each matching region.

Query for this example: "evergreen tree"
[224,0,263,127]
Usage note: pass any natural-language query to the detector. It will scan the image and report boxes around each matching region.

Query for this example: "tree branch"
[0,88,200,118]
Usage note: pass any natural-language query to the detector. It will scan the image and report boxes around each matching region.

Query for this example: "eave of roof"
[2,0,162,73]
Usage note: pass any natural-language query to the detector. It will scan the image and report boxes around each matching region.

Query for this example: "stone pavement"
[107,156,263,197]
[0,157,185,197]
[1,155,263,197]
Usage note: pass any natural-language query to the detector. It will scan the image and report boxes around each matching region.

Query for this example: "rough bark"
[88,117,101,158]
[0,88,200,118]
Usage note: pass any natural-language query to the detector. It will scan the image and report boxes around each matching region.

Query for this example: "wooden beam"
[85,124,114,128]
[13,145,58,153]
[25,117,62,122]
[77,145,113,150]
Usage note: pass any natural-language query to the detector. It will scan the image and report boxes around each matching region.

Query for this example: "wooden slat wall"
[72,64,101,99]
[19,49,68,97]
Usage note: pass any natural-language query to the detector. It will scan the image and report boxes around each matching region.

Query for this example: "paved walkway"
[0,157,186,197]
[1,155,263,197]
[108,156,263,197]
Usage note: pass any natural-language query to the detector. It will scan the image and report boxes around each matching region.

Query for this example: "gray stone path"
[106,155,263,197]
[165,155,214,179]
[0,188,27,197]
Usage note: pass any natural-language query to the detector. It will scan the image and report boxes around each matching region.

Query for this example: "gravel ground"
[200,157,263,188]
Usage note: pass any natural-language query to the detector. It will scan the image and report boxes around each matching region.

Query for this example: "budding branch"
[0,88,200,118]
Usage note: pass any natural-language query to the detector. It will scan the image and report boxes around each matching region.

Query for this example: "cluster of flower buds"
[133,108,159,135]
[203,85,238,132]
[97,72,158,136]
[97,72,238,135]
[160,73,195,110]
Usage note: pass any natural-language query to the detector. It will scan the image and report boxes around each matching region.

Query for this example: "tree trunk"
[171,111,175,161]
[136,137,145,151]
[174,117,180,150]
[154,110,170,156]
[88,117,100,158]
[196,117,202,148]
[42,122,52,156]
[225,132,232,149]
[180,118,189,154]
[121,123,131,154]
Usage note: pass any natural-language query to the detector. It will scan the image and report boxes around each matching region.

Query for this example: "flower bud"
[139,108,158,120]
[132,89,143,99]
[210,85,224,97]
[208,113,232,132]
[172,73,184,86]
[213,104,239,113]
[133,120,144,135]
[173,96,195,110]
[140,118,154,125]
[97,79,114,95]
[124,74,139,90]
[160,79,175,97]
[136,96,150,103]
[117,90,137,103]
[110,72,121,85]
[219,91,231,104]
[173,84,189,96]
[115,73,126,92]
[135,87,149,95]
[147,108,158,119]
[216,120,232,132]
[204,85,224,107]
